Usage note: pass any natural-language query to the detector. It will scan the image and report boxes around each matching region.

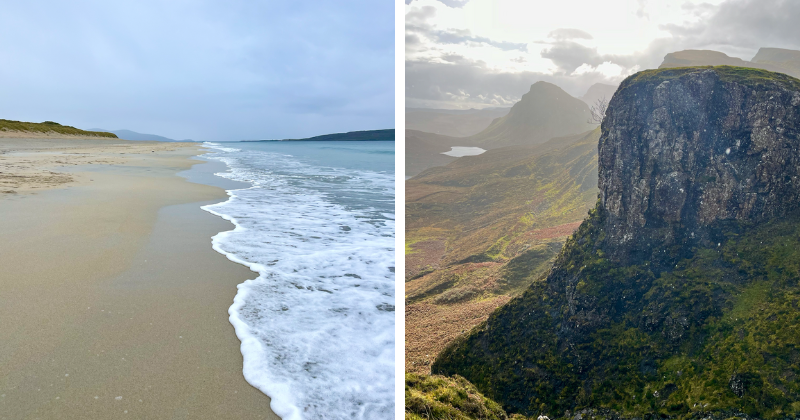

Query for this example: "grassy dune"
[0,119,118,138]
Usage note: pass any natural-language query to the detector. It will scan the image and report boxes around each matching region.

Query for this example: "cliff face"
[433,67,800,419]
[599,66,800,267]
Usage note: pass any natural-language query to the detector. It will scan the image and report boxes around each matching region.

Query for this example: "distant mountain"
[252,129,394,142]
[462,81,596,149]
[751,47,800,77]
[580,82,618,107]
[660,49,753,68]
[89,129,187,142]
[659,48,800,79]
[406,107,510,137]
[405,82,596,177]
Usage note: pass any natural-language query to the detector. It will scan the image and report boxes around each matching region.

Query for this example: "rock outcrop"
[433,67,800,419]
[599,66,800,267]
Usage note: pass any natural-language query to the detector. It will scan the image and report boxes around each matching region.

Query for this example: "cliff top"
[622,65,800,92]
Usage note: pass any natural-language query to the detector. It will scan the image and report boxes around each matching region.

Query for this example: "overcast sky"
[0,0,394,141]
[406,0,800,109]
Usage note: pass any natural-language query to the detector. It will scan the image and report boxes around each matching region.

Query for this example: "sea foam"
[201,142,395,420]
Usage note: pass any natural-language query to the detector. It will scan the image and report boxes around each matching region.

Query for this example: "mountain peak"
[459,81,595,148]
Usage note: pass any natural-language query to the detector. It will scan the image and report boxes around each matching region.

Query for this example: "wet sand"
[0,138,279,419]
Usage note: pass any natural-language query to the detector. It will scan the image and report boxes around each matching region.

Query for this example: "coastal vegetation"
[405,373,521,420]
[0,119,118,138]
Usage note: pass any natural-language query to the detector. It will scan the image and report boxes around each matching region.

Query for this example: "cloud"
[0,0,394,141]
[662,0,800,52]
[547,28,594,40]
[541,42,604,74]
[406,58,630,109]
[572,62,639,79]
[436,0,471,8]
[406,0,800,110]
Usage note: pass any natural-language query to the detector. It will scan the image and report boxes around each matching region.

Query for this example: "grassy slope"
[405,129,600,374]
[436,206,800,419]
[406,373,527,420]
[0,120,118,138]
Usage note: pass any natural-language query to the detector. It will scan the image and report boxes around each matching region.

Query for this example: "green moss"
[0,119,117,138]
[620,65,800,94]
[434,205,800,419]
[405,372,516,420]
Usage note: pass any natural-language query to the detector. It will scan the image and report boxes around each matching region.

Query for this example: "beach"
[0,137,279,419]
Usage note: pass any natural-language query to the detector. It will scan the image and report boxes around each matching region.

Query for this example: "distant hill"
[0,120,117,138]
[580,82,618,107]
[659,48,800,79]
[406,107,510,137]
[461,81,596,149]
[751,47,800,77]
[405,82,596,177]
[89,129,188,142]
[254,129,394,142]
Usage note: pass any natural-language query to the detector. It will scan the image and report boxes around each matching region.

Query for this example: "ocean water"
[200,140,395,420]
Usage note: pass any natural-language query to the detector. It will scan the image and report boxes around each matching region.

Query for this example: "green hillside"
[0,120,118,138]
[435,206,800,418]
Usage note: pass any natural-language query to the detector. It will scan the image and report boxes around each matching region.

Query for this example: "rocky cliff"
[600,66,800,268]
[433,66,800,419]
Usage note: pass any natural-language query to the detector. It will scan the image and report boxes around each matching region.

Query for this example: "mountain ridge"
[659,48,800,80]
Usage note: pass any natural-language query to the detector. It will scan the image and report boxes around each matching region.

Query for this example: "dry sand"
[0,137,280,419]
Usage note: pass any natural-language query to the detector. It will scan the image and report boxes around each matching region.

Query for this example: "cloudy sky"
[406,0,800,109]
[0,0,393,141]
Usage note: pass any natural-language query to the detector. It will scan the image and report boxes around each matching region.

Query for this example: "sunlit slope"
[406,129,600,374]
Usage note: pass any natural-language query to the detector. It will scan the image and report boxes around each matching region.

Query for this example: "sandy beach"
[0,137,279,419]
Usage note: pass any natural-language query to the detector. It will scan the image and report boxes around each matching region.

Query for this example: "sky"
[406,0,800,109]
[0,0,394,141]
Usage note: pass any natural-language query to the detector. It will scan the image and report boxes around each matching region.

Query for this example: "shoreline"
[0,137,279,419]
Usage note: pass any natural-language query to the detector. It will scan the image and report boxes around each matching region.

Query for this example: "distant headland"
[246,129,394,142]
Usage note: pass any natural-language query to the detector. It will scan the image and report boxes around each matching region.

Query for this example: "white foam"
[203,142,241,153]
[201,143,394,420]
